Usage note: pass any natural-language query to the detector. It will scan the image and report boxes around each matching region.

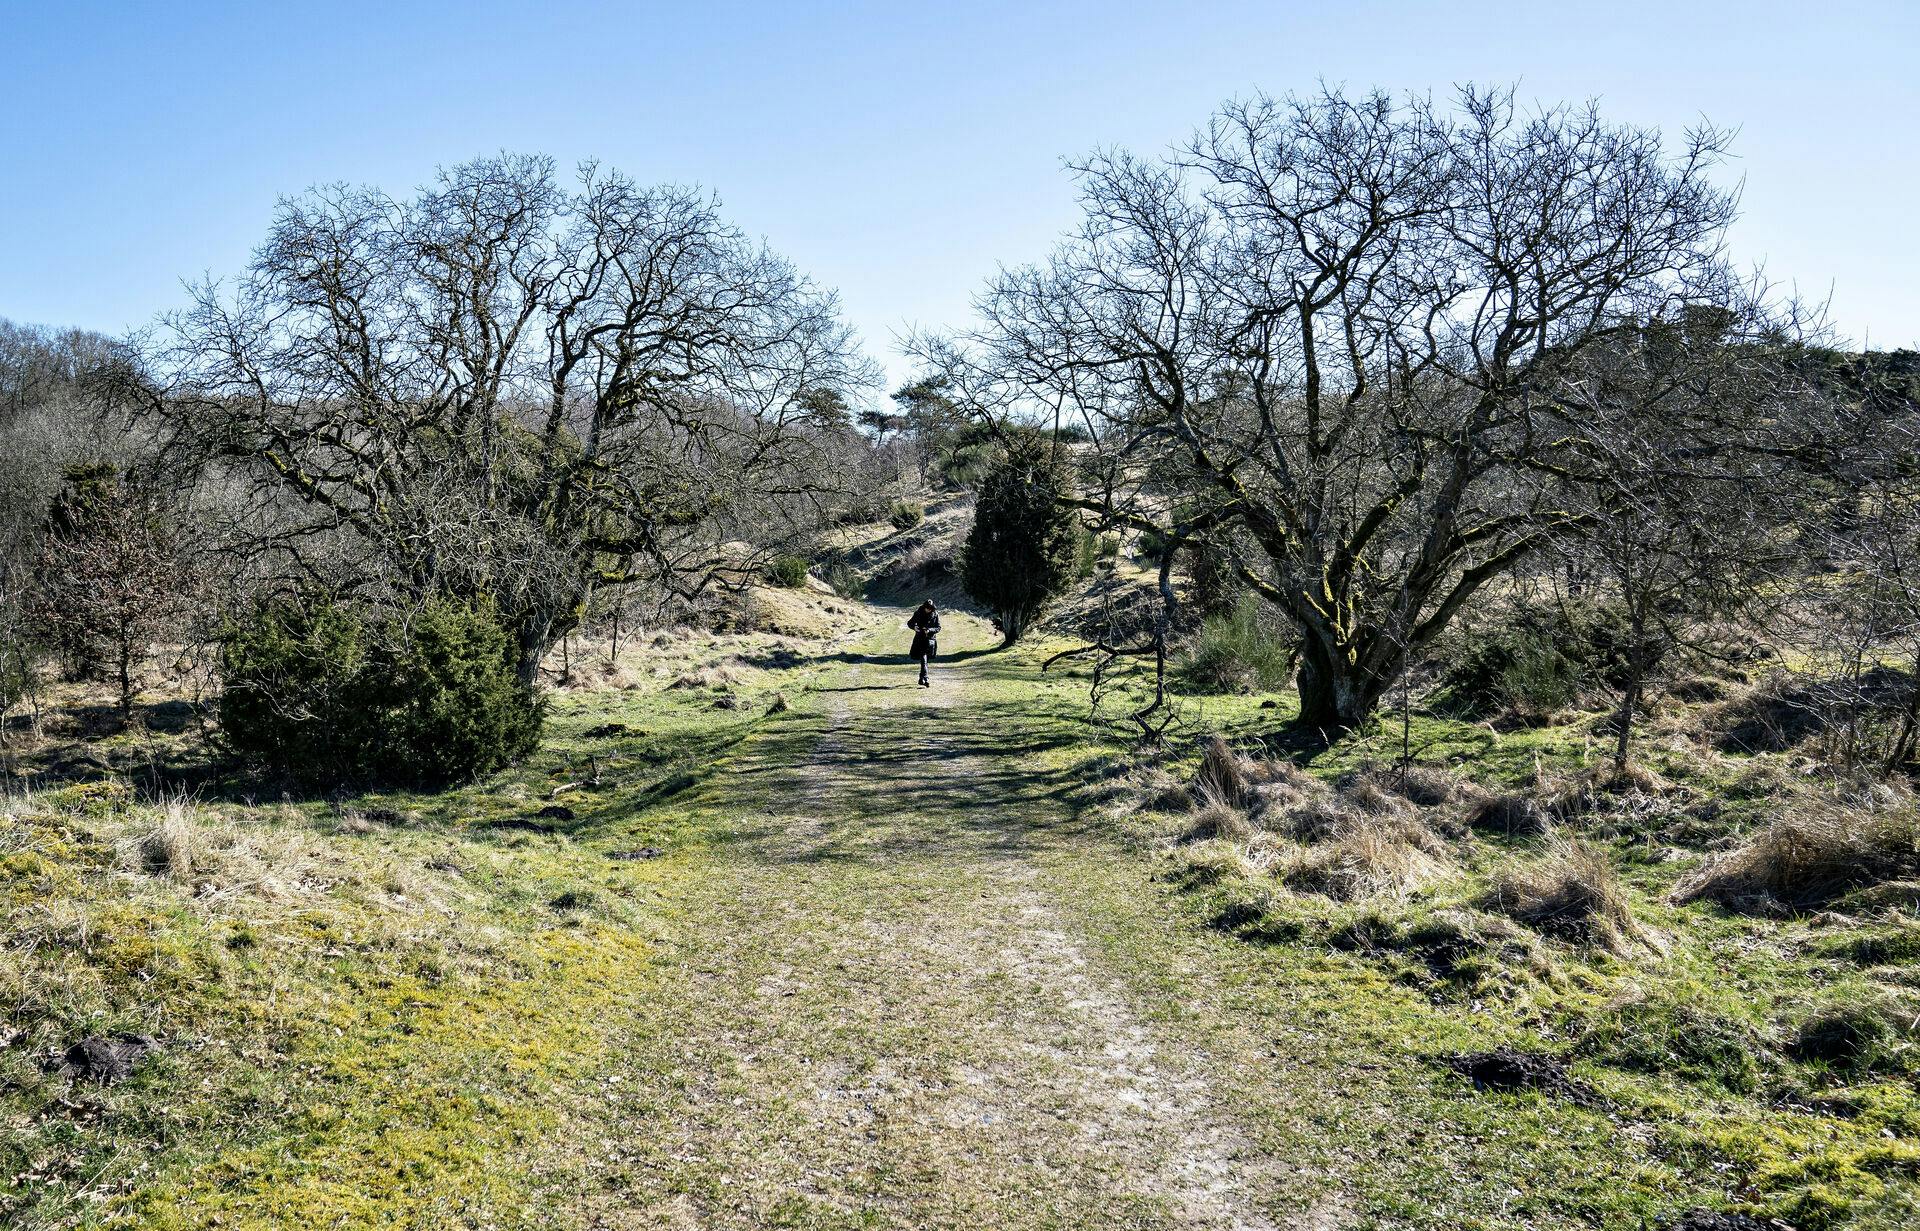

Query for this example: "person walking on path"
[906,600,940,688]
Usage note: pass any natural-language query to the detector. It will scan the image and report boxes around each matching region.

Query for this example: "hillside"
[5,508,1919,1228]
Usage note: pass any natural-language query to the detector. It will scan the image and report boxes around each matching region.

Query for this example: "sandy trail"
[572,611,1335,1230]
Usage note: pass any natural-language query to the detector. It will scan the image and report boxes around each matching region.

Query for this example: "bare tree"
[1797,355,1920,773]
[140,155,875,684]
[916,86,1754,731]
[26,465,187,716]
[1550,303,1808,769]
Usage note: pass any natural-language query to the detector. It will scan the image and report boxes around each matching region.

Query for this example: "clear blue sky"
[3,0,1915,396]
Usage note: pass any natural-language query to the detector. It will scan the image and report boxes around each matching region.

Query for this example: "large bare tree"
[140,155,874,683]
[917,86,1759,730]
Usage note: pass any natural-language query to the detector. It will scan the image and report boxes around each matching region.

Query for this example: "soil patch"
[54,1033,160,1084]
[1445,1047,1600,1106]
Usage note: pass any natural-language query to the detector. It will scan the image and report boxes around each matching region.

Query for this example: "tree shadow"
[697,696,1104,869]
[823,646,1003,667]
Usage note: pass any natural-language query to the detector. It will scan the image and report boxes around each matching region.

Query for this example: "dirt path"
[558,611,1340,1230]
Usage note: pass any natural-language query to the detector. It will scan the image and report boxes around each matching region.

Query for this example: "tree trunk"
[1294,636,1392,733]
[1613,611,1647,772]
[1613,679,1638,772]
[117,635,134,717]
[515,617,559,690]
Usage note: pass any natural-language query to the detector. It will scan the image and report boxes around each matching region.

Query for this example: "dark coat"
[907,609,941,660]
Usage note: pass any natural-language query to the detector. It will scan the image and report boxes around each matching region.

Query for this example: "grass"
[5,598,1919,1228]
[1117,675,1920,1228]
[1,623,859,1229]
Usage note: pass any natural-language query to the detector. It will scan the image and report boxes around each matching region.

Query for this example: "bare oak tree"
[141,156,873,684]
[917,86,1750,730]
[27,464,187,716]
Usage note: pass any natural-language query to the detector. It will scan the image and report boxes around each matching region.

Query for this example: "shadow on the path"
[708,689,1101,868]
[821,646,1003,667]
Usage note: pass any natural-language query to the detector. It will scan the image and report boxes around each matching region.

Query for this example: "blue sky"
[3,1,1915,395]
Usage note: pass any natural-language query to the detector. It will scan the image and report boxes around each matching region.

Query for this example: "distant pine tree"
[961,450,1079,645]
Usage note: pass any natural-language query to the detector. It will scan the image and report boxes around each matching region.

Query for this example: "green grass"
[5,610,1918,1228]
[1097,663,1920,1228]
[1,628,843,1229]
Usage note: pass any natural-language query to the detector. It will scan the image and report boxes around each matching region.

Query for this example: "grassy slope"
[3,624,862,1228]
[1084,670,1920,1230]
[4,599,1917,1228]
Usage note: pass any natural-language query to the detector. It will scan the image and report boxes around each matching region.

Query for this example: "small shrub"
[221,595,541,788]
[1433,600,1635,721]
[363,600,543,786]
[766,555,810,588]
[219,596,372,784]
[887,501,924,530]
[820,561,865,599]
[1180,596,1292,695]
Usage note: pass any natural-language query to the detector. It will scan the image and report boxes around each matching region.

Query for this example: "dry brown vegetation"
[1482,835,1651,953]
[1163,743,1472,903]
[1674,793,1920,913]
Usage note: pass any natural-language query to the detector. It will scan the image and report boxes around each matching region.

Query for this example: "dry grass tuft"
[1275,809,1452,900]
[137,797,197,879]
[669,665,741,691]
[1345,764,1476,809]
[1245,779,1309,821]
[1129,765,1194,812]
[1245,757,1315,790]
[1194,737,1249,809]
[1672,798,1920,913]
[1184,798,1256,843]
[1342,778,1399,816]
[1467,792,1552,837]
[1601,762,1668,796]
[1483,835,1646,952]
[1280,796,1355,843]
[1278,818,1449,900]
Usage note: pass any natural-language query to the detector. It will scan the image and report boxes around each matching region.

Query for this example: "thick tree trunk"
[515,616,561,690]
[1294,636,1393,733]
